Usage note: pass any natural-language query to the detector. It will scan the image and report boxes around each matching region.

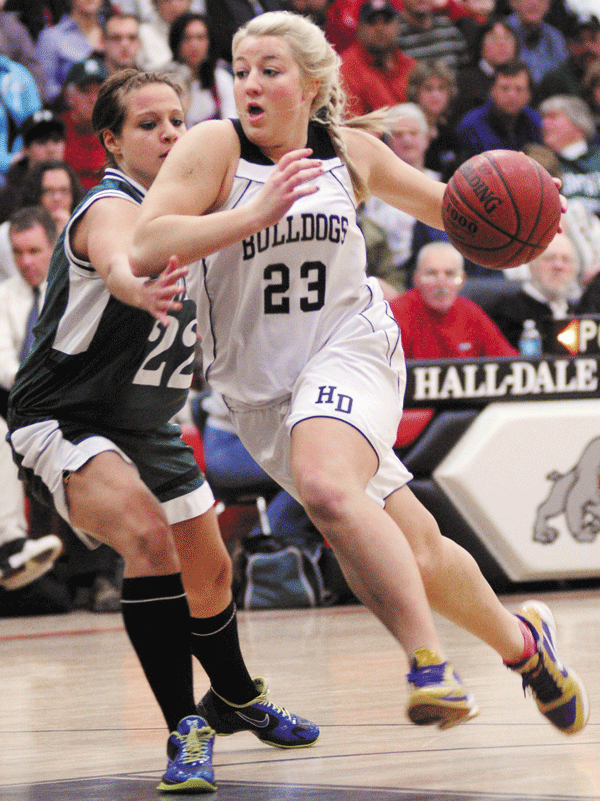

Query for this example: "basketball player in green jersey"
[7,69,318,794]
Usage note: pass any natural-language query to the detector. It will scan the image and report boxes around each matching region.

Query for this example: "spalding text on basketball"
[462,163,504,213]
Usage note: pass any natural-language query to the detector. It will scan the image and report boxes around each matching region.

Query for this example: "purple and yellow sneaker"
[407,647,478,729]
[510,601,589,734]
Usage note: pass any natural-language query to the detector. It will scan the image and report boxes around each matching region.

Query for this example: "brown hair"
[92,68,184,167]
[20,159,85,211]
[407,60,458,110]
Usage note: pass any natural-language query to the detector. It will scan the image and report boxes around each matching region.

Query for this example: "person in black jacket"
[489,231,579,354]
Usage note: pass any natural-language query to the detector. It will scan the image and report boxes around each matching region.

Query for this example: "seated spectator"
[396,0,469,70]
[36,0,104,102]
[168,12,237,126]
[505,0,568,86]
[536,12,600,103]
[539,94,600,216]
[0,207,63,593]
[406,58,460,179]
[20,158,85,235]
[455,59,541,161]
[60,56,107,191]
[0,2,48,101]
[582,60,600,139]
[0,207,54,418]
[359,103,438,298]
[0,158,84,282]
[0,109,65,224]
[0,54,42,181]
[205,0,286,64]
[488,231,580,354]
[340,0,416,116]
[523,142,600,292]
[390,241,518,358]
[138,0,192,70]
[451,17,520,124]
[100,11,142,75]
[495,0,572,33]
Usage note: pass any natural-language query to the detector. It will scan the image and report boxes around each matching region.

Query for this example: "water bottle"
[518,319,542,357]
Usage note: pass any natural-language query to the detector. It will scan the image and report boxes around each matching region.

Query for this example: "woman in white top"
[137,0,191,70]
[168,12,237,126]
[132,10,588,736]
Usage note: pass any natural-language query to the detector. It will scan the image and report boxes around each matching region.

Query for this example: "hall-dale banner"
[405,356,600,406]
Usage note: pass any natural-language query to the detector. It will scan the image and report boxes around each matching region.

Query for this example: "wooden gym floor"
[1,589,599,801]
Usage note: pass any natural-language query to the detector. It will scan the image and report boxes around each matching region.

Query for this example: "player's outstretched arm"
[72,196,185,324]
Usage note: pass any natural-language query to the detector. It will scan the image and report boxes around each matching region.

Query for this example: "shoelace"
[181,725,213,764]
[258,692,295,722]
[521,653,562,703]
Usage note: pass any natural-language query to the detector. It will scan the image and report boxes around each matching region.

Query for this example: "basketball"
[442,150,562,269]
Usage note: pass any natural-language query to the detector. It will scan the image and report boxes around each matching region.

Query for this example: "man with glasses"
[101,12,142,75]
[390,241,518,358]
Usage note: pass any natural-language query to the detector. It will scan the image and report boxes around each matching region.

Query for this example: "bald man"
[390,241,518,358]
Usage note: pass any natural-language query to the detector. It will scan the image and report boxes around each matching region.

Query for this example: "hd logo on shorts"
[315,385,353,413]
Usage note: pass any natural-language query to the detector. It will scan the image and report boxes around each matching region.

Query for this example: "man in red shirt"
[340,0,416,115]
[61,57,107,191]
[390,241,518,358]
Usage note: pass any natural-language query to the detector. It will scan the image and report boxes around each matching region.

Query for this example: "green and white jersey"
[9,168,197,432]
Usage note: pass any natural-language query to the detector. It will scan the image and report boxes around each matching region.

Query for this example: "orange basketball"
[442,150,561,269]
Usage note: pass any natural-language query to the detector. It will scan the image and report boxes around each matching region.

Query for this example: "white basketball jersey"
[196,119,379,404]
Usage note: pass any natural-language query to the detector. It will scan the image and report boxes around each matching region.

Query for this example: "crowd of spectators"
[0,0,599,615]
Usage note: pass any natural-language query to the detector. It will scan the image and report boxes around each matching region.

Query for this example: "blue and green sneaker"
[157,715,216,794]
[197,676,319,748]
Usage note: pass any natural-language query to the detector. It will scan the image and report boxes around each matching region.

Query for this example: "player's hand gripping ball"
[442,150,561,269]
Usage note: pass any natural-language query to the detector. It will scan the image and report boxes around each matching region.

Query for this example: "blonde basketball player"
[131,12,588,740]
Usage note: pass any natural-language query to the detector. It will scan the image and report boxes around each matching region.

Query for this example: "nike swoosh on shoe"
[235,711,271,728]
